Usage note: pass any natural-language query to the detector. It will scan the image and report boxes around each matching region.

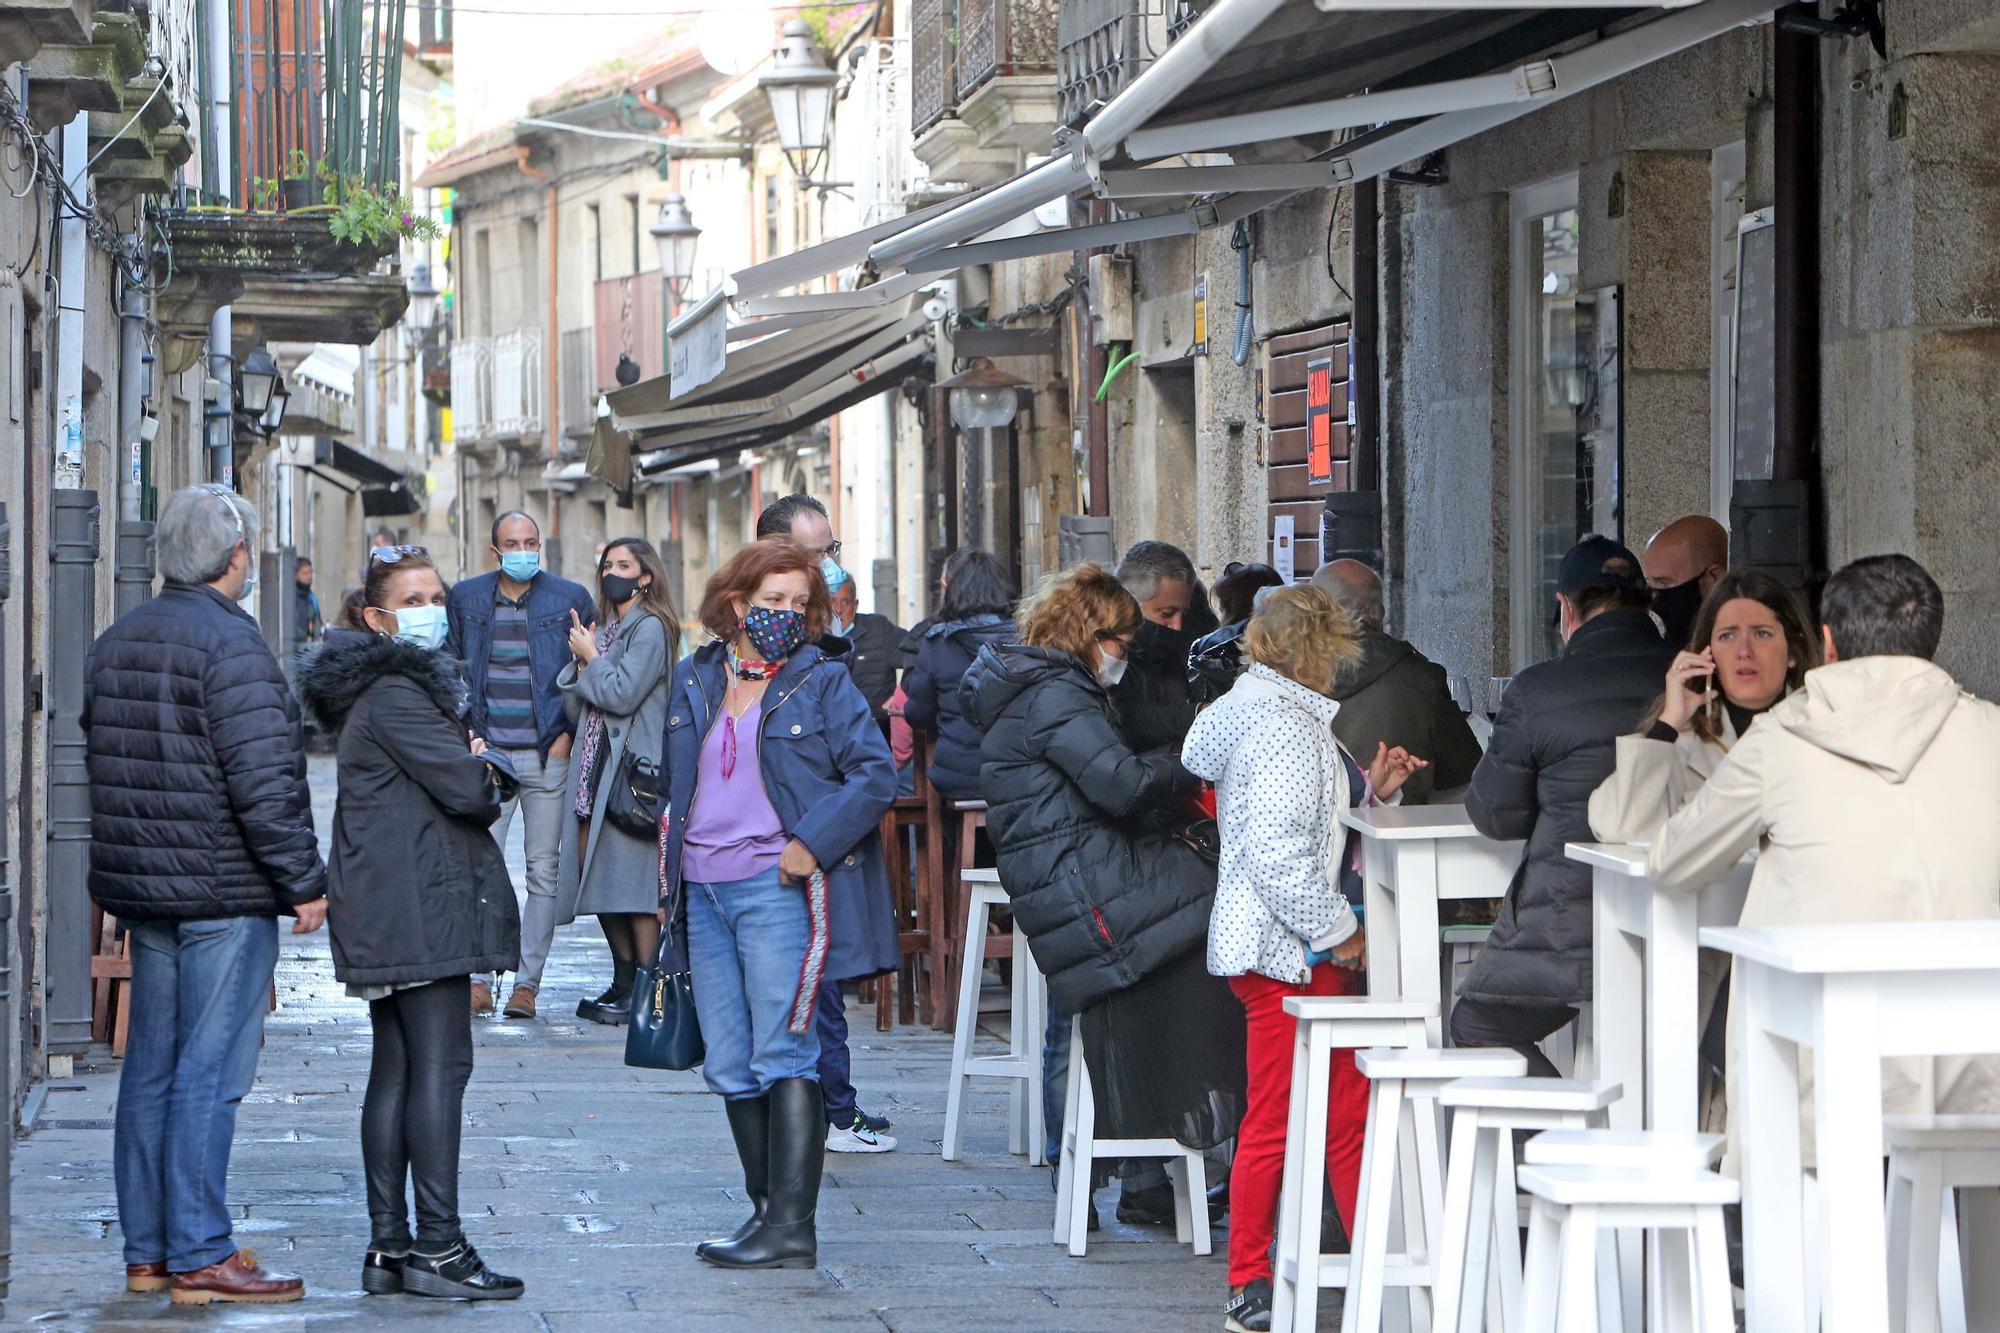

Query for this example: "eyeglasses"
[368,544,429,566]
[803,538,843,562]
[200,484,248,543]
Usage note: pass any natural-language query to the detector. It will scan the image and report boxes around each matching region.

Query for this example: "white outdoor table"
[1338,804,1521,1046]
[1700,920,2000,1333]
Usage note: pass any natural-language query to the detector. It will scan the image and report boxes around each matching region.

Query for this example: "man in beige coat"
[1648,554,2000,1155]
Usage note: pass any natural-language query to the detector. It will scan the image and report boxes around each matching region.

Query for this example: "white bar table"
[1701,921,2000,1333]
[1568,842,1752,1136]
[1339,805,1521,1046]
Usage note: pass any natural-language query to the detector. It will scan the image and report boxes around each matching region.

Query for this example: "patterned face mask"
[741,605,807,663]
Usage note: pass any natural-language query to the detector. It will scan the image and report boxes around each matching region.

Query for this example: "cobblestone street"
[6,759,1240,1330]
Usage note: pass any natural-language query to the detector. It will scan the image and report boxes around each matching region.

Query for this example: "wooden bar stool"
[935,798,991,1033]
[872,745,935,1031]
[1052,1012,1208,1257]
[1432,1077,1623,1333]
[1518,1160,1737,1333]
[942,871,1045,1165]
[89,906,133,1057]
[1883,1114,2000,1333]
[1268,997,1436,1333]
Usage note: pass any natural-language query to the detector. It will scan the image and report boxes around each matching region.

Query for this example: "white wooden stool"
[1433,1078,1623,1333]
[1051,1013,1209,1256]
[1518,1162,1737,1333]
[1271,997,1437,1333]
[941,874,1045,1164]
[1885,1114,2000,1333]
[1339,1048,1530,1333]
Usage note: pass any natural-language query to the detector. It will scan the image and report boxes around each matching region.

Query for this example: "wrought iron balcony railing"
[1057,0,1193,129]
[913,0,1058,137]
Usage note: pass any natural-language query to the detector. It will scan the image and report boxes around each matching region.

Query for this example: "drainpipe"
[0,502,13,1295]
[1766,4,1822,589]
[116,280,157,618]
[205,0,234,485]
[516,147,563,563]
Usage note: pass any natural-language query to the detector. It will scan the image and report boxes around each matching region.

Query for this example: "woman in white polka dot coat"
[1182,585,1426,1330]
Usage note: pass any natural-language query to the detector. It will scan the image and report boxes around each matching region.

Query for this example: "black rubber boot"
[696,1095,770,1257]
[576,956,637,1024]
[699,1078,823,1270]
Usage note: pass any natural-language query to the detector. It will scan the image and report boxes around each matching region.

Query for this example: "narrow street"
[7,758,1231,1330]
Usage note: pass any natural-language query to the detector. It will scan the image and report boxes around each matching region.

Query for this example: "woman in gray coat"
[554,538,678,1024]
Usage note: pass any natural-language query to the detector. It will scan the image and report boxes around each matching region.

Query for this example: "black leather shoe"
[697,1095,770,1257]
[700,1079,823,1270]
[579,994,631,1026]
[361,1248,406,1296]
[401,1243,524,1300]
[1116,1180,1228,1227]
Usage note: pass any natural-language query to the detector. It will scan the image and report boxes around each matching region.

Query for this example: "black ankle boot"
[402,1242,525,1300]
[699,1079,823,1270]
[361,1246,408,1295]
[576,956,638,1024]
[697,1095,770,1258]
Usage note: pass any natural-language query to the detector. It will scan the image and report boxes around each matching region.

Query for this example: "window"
[473,229,492,336]
[763,175,779,262]
[626,195,640,276]
[519,218,540,326]
[1509,173,1621,670]
[588,202,603,282]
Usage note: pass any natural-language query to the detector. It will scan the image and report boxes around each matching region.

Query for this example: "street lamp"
[258,376,290,437]
[407,261,439,331]
[236,345,281,418]
[759,19,839,187]
[938,358,1026,429]
[649,194,701,299]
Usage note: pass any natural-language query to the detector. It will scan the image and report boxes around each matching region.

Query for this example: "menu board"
[1305,356,1334,486]
[1731,209,1776,483]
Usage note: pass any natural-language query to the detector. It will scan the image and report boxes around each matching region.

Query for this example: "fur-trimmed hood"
[297,628,468,733]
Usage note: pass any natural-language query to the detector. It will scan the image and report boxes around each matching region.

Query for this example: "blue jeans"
[115,915,280,1271]
[686,869,822,1098]
[1043,1007,1070,1165]
[816,974,857,1125]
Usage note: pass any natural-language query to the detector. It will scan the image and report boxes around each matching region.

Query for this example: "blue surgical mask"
[821,556,844,589]
[392,605,449,651]
[499,551,540,582]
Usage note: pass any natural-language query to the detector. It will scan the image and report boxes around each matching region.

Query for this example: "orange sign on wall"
[1305,356,1334,486]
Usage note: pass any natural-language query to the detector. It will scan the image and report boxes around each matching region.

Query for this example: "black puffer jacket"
[1111,618,1200,755]
[297,632,521,986]
[1460,609,1675,1007]
[843,612,906,721]
[904,614,1015,802]
[961,644,1211,1013]
[84,583,326,921]
[1187,620,1249,707]
[1331,628,1485,805]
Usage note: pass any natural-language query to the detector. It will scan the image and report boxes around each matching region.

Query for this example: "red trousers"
[1226,963,1370,1286]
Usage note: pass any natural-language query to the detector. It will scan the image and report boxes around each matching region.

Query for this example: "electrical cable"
[75,68,168,183]
[1231,218,1253,367]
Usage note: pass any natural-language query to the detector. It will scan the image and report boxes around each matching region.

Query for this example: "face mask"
[821,557,845,589]
[498,551,540,582]
[1652,577,1705,648]
[830,614,854,638]
[238,563,259,605]
[601,572,643,606]
[1095,650,1128,689]
[742,606,808,662]
[389,604,449,651]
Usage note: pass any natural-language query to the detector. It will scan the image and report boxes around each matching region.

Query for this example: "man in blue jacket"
[445,510,595,1018]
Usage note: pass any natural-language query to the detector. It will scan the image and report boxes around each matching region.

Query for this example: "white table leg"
[1813,977,1890,1333]
[1736,962,1808,1332]
[1399,844,1443,1045]
[1367,839,1404,1006]
[1646,890,1703,1135]
[1905,1151,1945,1333]
[942,891,990,1162]
[1956,1187,1998,1333]
[1591,876,1645,1333]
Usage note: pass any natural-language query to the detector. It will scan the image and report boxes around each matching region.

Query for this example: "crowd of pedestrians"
[77,480,2000,1323]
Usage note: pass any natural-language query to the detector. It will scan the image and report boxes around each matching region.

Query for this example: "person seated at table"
[1110,540,1209,754]
[1451,536,1675,1075]
[902,548,1016,806]
[1188,562,1285,707]
[962,563,1245,1230]
[1182,584,1426,1333]
[1648,553,2000,1155]
[1590,568,1817,843]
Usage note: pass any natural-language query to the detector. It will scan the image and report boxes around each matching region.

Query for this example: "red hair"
[697,539,831,643]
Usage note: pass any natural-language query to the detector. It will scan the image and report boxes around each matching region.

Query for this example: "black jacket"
[1110,618,1200,756]
[1330,628,1484,804]
[961,644,1212,1014]
[1460,609,1675,1006]
[842,612,905,719]
[298,632,521,986]
[84,583,326,921]
[904,614,1015,801]
[1187,620,1249,707]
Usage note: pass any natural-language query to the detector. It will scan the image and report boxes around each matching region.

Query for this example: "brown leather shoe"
[502,984,537,1019]
[471,980,495,1015]
[169,1249,304,1305]
[126,1261,169,1293]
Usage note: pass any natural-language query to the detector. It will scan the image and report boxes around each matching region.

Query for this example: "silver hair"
[156,484,258,585]
[1311,561,1385,630]
[1114,540,1196,603]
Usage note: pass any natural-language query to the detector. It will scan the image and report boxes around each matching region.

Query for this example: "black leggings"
[363,976,475,1249]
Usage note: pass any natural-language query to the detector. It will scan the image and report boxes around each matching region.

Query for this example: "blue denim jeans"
[115,915,280,1271]
[816,974,857,1125]
[686,869,821,1098]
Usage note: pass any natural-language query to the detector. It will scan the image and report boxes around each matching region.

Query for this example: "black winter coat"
[1110,618,1200,755]
[842,612,906,720]
[298,632,521,986]
[1330,628,1485,804]
[84,583,326,921]
[904,614,1015,802]
[1460,609,1675,1007]
[961,645,1212,1014]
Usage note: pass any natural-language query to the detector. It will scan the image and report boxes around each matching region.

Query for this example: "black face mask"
[1652,577,1705,648]
[601,572,644,606]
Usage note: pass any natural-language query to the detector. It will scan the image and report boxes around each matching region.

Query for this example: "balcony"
[1057,0,1186,129]
[0,0,95,85]
[472,328,545,443]
[912,0,1059,188]
[24,9,145,133]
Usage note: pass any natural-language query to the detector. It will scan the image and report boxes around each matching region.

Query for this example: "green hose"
[1095,345,1141,403]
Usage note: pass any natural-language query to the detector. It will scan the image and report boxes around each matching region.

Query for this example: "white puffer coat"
[1183,663,1361,985]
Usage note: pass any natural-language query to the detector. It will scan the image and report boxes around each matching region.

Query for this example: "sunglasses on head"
[369,544,429,566]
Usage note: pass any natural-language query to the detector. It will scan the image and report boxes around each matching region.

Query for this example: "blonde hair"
[1245,584,1362,694]
[1015,563,1141,662]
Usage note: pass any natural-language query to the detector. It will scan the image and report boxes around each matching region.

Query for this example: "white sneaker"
[825,1114,897,1153]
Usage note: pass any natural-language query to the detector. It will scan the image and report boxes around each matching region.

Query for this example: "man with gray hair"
[1311,559,1481,804]
[84,484,328,1305]
[1110,540,1209,757]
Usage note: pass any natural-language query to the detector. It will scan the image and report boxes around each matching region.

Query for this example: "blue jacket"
[904,613,1015,802]
[444,569,596,759]
[663,640,900,982]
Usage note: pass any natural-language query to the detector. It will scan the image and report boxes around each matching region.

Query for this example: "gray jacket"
[555,607,674,919]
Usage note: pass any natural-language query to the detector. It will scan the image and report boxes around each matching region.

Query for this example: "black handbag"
[603,749,666,840]
[625,929,703,1071]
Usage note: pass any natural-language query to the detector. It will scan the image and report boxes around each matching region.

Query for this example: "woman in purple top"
[660,539,897,1272]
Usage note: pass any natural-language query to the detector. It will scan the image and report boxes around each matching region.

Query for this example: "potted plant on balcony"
[280,148,320,210]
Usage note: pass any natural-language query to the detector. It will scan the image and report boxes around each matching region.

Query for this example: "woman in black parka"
[902,548,1016,804]
[961,563,1244,1164]
[297,548,524,1303]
